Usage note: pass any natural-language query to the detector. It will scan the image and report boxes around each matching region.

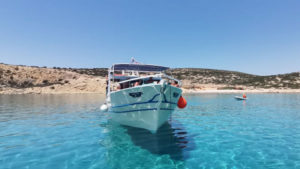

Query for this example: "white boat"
[104,61,186,133]
[234,96,247,100]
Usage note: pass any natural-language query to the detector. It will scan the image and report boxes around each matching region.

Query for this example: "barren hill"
[0,63,299,94]
[0,63,106,94]
[67,67,300,90]
[166,68,300,90]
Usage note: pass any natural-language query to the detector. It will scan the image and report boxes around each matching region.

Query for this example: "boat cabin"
[107,63,181,94]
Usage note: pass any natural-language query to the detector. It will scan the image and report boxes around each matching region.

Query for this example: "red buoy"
[177,96,187,109]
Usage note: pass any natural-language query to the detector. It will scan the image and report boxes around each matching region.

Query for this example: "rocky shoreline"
[1,63,299,95]
[0,63,106,95]
[2,88,300,95]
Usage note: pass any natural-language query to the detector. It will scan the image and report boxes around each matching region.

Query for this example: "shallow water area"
[0,93,300,169]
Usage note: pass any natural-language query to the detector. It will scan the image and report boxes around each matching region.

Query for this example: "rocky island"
[0,63,299,94]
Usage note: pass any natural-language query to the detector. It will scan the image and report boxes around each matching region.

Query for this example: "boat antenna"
[131,57,141,64]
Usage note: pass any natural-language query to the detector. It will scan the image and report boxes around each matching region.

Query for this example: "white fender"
[100,104,108,112]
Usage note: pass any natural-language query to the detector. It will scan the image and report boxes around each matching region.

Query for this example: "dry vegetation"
[67,67,300,90]
[165,68,300,90]
[0,63,299,94]
[0,63,106,94]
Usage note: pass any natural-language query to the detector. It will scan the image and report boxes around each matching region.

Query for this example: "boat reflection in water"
[123,120,193,161]
[100,119,194,169]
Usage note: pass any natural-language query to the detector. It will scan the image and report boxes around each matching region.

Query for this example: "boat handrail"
[110,73,181,86]
[116,74,162,84]
[162,74,182,86]
[110,83,161,94]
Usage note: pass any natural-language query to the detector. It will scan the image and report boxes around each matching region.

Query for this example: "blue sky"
[0,0,299,75]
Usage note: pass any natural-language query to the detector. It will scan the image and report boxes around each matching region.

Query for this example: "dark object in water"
[235,96,247,100]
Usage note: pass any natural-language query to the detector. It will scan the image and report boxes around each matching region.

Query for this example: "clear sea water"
[0,94,300,169]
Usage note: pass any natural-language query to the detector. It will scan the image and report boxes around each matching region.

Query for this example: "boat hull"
[235,96,247,100]
[109,84,182,132]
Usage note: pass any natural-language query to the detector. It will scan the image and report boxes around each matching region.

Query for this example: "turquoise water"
[1,94,300,169]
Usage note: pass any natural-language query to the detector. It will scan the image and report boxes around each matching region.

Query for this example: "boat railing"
[109,74,181,92]
[106,63,178,95]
